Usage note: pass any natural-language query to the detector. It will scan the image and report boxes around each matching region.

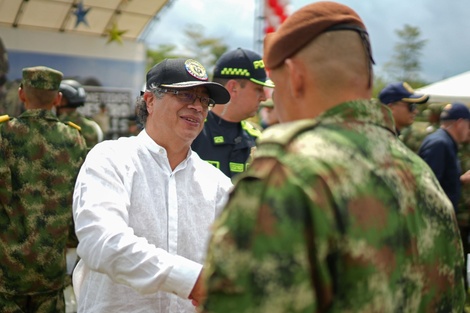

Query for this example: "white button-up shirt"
[72,130,233,312]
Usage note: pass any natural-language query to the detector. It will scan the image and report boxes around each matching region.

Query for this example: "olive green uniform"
[0,108,87,312]
[58,111,103,149]
[203,100,465,313]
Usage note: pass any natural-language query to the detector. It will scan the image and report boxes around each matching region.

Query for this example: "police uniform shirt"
[192,111,258,178]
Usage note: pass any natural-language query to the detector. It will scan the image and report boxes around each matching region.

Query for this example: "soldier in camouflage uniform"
[202,2,465,313]
[0,66,87,312]
[57,79,103,149]
[0,37,24,117]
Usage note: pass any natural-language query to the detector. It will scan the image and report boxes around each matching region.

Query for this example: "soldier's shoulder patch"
[259,119,319,147]
[0,114,11,123]
[66,121,82,132]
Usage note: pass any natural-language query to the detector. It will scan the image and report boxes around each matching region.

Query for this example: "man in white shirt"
[72,58,233,312]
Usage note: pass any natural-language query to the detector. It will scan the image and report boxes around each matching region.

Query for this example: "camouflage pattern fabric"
[0,80,24,117]
[457,142,470,260]
[400,121,439,153]
[0,109,87,296]
[58,111,102,149]
[0,289,65,313]
[22,66,62,91]
[203,100,465,313]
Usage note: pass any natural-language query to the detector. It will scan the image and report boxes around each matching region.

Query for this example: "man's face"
[235,80,267,119]
[268,66,292,122]
[146,86,211,146]
[389,101,417,131]
[456,119,470,143]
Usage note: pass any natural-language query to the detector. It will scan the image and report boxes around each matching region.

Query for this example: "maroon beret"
[264,1,367,70]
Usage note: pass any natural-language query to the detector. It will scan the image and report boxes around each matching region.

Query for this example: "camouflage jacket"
[0,109,87,295]
[400,122,439,154]
[203,100,465,313]
[58,111,103,149]
[458,142,470,225]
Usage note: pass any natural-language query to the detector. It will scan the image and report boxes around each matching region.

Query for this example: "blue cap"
[378,82,429,104]
[440,102,470,121]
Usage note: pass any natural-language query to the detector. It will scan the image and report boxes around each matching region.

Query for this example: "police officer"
[58,79,103,149]
[191,48,274,178]
[0,66,87,312]
[202,2,465,312]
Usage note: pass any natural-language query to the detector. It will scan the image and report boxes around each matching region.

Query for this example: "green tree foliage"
[145,24,228,73]
[182,24,228,71]
[384,24,428,85]
[146,44,186,71]
[372,74,388,99]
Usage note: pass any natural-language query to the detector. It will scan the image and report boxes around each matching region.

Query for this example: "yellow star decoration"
[106,23,127,44]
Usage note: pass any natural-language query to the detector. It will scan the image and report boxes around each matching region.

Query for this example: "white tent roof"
[0,0,172,42]
[416,71,470,104]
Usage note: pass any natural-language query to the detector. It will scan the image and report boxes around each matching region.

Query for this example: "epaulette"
[241,120,262,138]
[66,121,82,132]
[0,114,11,124]
[258,119,319,147]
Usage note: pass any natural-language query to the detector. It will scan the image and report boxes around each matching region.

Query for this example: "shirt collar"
[138,129,193,170]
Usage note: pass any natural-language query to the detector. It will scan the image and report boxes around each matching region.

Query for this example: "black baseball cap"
[146,58,230,104]
[213,48,274,88]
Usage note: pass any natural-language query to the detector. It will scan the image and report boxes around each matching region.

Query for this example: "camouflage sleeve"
[202,158,336,313]
[66,129,88,248]
[0,126,12,206]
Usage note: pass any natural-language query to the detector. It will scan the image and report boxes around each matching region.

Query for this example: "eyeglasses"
[156,88,215,109]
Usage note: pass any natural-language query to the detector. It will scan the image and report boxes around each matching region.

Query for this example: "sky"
[142,0,470,85]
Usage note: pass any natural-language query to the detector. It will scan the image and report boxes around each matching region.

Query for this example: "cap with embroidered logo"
[379,82,429,105]
[146,58,230,104]
[213,48,274,88]
[440,102,470,121]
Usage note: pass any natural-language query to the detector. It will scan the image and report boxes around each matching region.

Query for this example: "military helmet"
[59,79,86,107]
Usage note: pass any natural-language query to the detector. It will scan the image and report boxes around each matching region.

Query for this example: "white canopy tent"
[416,71,470,104]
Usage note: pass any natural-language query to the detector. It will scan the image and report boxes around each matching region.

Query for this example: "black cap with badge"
[213,48,274,88]
[146,58,230,104]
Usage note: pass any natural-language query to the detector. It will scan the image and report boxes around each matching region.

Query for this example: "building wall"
[1,26,146,94]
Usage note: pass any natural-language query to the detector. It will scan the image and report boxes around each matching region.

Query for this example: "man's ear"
[18,87,26,102]
[53,91,63,107]
[143,92,154,114]
[226,79,238,94]
[284,58,304,99]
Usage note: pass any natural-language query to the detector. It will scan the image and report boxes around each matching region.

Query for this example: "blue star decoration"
[106,23,127,44]
[74,2,91,28]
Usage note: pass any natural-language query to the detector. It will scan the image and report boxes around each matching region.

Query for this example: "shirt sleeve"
[73,145,201,298]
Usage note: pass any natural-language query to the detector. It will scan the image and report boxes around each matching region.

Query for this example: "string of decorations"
[73,1,127,44]
[264,0,291,34]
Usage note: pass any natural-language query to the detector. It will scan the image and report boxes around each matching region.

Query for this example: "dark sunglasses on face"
[406,102,417,112]
[394,101,417,112]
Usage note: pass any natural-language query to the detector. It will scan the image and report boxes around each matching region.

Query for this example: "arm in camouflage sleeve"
[0,128,12,207]
[202,159,337,313]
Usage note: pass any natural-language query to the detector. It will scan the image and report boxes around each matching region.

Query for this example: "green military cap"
[22,66,63,90]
